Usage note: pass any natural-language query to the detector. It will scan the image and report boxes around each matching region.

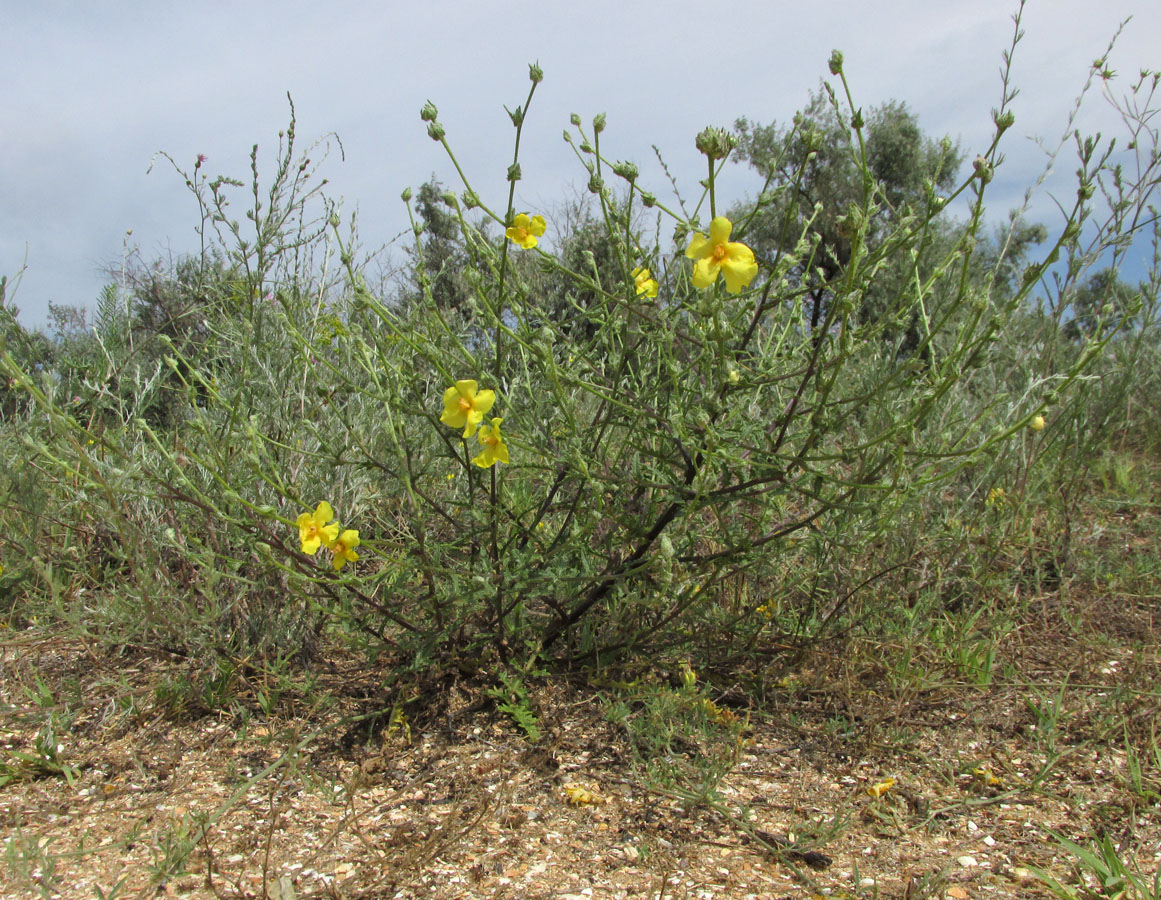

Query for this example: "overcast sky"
[2,1,1158,330]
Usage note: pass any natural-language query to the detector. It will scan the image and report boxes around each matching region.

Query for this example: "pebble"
[958,855,978,867]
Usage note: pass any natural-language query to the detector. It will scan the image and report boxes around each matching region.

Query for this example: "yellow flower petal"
[692,258,719,288]
[708,216,733,246]
[720,247,759,293]
[685,231,713,260]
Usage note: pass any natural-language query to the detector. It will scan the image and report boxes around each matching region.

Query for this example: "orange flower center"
[458,396,473,413]
[711,243,730,263]
[482,432,498,447]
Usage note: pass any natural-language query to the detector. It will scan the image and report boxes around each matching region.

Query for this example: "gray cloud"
[3,0,1157,328]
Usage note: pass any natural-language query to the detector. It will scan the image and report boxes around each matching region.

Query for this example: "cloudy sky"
[2,0,1157,330]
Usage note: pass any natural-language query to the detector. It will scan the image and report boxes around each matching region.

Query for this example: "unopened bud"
[507,163,522,182]
[592,112,607,133]
[972,156,994,184]
[569,112,582,127]
[508,105,524,127]
[695,126,737,160]
[400,186,413,203]
[994,109,1015,132]
[587,173,604,194]
[613,161,639,181]
[461,190,479,208]
[828,49,844,75]
[641,191,656,208]
[528,61,544,83]
[420,101,438,122]
[427,121,445,141]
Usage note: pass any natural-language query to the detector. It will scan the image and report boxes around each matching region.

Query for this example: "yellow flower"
[331,529,360,570]
[1030,414,1046,431]
[867,777,895,798]
[632,266,659,298]
[986,487,1007,508]
[297,502,339,555]
[505,213,546,249]
[440,379,496,438]
[472,417,509,468]
[685,216,759,293]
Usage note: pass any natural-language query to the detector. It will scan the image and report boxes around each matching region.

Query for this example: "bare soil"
[2,588,1159,900]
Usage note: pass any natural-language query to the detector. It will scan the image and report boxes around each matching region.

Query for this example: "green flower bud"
[612,160,639,181]
[993,109,1015,132]
[508,104,524,127]
[592,112,606,133]
[641,191,656,208]
[440,191,458,207]
[562,130,573,143]
[828,49,844,75]
[587,173,604,194]
[1078,182,1095,201]
[972,156,994,184]
[507,162,522,182]
[461,190,479,209]
[850,109,864,130]
[420,100,438,122]
[400,186,413,203]
[426,121,445,141]
[695,126,736,160]
[579,141,594,154]
[528,61,544,83]
[569,112,582,127]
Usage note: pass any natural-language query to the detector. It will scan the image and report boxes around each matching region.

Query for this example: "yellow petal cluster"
[632,266,659,298]
[505,213,546,249]
[472,417,509,468]
[297,502,340,555]
[685,216,758,293]
[295,502,360,571]
[331,529,360,570]
[441,380,496,438]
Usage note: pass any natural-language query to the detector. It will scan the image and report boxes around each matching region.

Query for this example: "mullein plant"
[5,15,1155,670]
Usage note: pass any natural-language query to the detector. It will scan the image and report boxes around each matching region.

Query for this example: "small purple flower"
[196,154,207,166]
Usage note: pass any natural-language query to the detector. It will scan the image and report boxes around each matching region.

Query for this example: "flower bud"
[420,101,438,122]
[507,163,522,182]
[972,156,994,184]
[508,105,524,127]
[569,112,582,127]
[528,61,544,83]
[592,112,606,133]
[400,186,413,203]
[441,190,458,207]
[579,141,594,154]
[613,160,639,182]
[850,109,864,130]
[1030,415,1046,431]
[461,190,479,209]
[587,173,604,194]
[993,109,1015,132]
[828,49,844,75]
[427,121,445,141]
[695,126,736,160]
[641,191,656,208]
[1078,182,1095,201]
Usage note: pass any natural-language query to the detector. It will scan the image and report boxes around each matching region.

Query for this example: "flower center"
[482,433,498,447]
[711,243,729,263]
[458,396,473,413]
